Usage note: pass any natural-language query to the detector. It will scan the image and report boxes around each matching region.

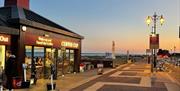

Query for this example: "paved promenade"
[14,60,180,91]
[70,60,180,91]
[15,68,113,91]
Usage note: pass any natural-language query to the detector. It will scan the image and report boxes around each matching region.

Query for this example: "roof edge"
[8,18,84,39]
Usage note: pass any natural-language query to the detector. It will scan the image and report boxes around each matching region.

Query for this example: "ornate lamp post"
[146,12,164,72]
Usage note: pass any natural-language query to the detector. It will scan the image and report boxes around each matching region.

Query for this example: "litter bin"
[12,77,22,89]
[97,64,104,75]
[80,63,85,72]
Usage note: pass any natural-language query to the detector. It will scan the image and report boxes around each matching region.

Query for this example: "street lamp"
[146,12,164,72]
[146,13,165,33]
[146,16,151,26]
[160,15,165,25]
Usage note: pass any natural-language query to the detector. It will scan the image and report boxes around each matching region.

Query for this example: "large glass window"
[66,49,70,60]
[0,45,5,69]
[70,50,74,62]
[25,46,45,79]
[57,49,63,76]
[34,47,44,58]
[24,46,76,78]
[25,46,32,80]
[69,50,74,73]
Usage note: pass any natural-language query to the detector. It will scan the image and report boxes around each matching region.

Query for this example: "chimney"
[4,0,29,9]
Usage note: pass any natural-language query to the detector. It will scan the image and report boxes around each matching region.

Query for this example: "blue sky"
[0,0,179,54]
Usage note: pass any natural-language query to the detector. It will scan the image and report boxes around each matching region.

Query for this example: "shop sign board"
[36,36,53,46]
[25,34,54,47]
[0,34,11,45]
[25,33,79,48]
[150,34,159,49]
[61,41,79,48]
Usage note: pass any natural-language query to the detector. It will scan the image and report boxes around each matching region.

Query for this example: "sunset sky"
[0,0,179,54]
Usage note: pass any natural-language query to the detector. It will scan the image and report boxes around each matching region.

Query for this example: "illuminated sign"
[61,41,78,48]
[0,35,9,42]
[36,37,53,46]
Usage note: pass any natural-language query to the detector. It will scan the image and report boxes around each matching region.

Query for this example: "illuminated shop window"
[0,45,5,69]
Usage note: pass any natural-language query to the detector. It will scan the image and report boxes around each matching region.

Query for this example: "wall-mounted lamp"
[44,34,49,37]
[22,26,27,32]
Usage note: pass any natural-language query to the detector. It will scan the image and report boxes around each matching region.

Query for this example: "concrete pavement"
[14,67,116,91]
[71,60,180,91]
[10,60,180,91]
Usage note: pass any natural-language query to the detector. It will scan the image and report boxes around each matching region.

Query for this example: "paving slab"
[97,85,168,91]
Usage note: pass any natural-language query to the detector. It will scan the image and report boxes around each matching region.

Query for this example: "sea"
[81,53,127,57]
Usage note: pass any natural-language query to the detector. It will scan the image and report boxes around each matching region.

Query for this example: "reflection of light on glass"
[34,47,44,57]
[34,47,44,52]
[30,78,34,85]
[70,50,74,62]
[25,46,32,52]
[46,48,52,52]
[0,45,5,69]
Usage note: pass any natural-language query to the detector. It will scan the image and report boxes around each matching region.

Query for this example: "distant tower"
[174,46,176,53]
[127,50,129,60]
[112,41,116,59]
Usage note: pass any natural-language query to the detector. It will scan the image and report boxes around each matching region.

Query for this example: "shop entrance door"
[33,47,44,79]
[0,45,5,69]
[64,49,75,74]
[44,48,56,79]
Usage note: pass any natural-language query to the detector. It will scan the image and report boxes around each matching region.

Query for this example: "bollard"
[22,64,27,82]
[22,64,30,88]
[51,74,54,90]
[47,64,56,91]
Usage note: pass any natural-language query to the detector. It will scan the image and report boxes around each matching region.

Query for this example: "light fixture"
[146,16,151,26]
[22,26,27,32]
[151,33,156,37]
[160,15,164,25]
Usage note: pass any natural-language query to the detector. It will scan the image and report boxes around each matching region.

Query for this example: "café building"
[0,0,83,80]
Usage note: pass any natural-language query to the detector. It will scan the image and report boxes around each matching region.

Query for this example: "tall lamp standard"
[146,12,164,72]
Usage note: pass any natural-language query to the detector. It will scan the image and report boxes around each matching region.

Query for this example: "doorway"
[44,48,56,79]
[34,47,44,79]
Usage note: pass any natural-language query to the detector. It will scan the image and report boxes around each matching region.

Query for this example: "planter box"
[21,80,30,88]
[47,83,56,91]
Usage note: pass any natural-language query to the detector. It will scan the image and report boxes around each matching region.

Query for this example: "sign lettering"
[36,37,53,46]
[0,36,9,42]
[61,41,78,48]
